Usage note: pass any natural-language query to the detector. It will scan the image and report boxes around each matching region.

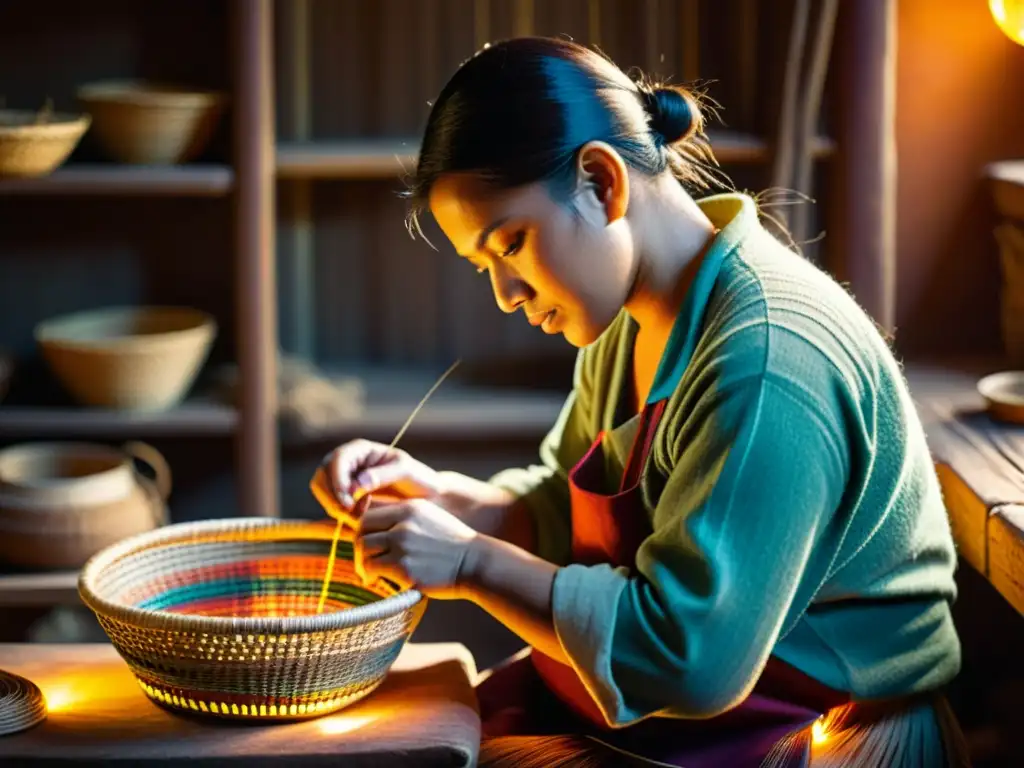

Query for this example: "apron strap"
[619,399,669,494]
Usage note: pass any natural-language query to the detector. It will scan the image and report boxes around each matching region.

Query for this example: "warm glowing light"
[811,717,828,745]
[41,685,77,713]
[990,0,1024,46]
[316,712,378,735]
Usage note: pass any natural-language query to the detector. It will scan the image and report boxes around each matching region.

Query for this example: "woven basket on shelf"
[35,306,217,411]
[78,518,426,721]
[76,81,225,165]
[0,109,90,177]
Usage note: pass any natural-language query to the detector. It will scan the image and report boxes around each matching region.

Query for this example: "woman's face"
[429,149,636,348]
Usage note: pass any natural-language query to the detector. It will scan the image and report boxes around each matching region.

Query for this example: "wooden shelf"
[284,397,565,444]
[0,400,237,438]
[275,132,838,180]
[0,571,80,607]
[281,367,566,444]
[0,164,234,197]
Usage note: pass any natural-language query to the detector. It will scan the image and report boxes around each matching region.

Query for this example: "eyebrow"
[458,217,509,259]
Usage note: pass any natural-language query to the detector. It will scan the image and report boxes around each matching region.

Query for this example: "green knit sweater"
[490,192,961,726]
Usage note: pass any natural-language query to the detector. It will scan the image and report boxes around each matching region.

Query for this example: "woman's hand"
[356,498,478,599]
[324,439,447,510]
[320,438,537,553]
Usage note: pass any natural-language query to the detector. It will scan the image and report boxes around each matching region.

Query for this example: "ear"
[575,141,629,224]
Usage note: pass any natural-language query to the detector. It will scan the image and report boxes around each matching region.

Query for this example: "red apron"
[478,398,851,767]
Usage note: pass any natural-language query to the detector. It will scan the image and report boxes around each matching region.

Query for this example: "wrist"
[456,533,495,603]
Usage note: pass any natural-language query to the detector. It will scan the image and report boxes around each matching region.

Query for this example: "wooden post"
[681,0,700,84]
[513,0,534,37]
[837,0,897,334]
[234,0,279,518]
[587,0,600,48]
[283,0,316,362]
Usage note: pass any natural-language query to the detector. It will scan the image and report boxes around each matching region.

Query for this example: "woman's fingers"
[358,547,411,590]
[358,501,412,534]
[353,461,419,499]
[324,440,397,506]
[353,528,390,585]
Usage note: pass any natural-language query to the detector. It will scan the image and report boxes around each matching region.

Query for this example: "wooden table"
[905,361,1024,615]
[0,641,481,766]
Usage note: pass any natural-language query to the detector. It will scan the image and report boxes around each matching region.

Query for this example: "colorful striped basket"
[78,518,426,721]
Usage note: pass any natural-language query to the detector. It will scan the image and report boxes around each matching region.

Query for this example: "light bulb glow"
[990,0,1024,46]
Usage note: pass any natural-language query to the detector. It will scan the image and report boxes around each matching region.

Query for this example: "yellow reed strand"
[314,360,461,613]
[316,517,344,614]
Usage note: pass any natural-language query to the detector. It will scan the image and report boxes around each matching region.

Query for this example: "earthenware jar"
[0,441,171,570]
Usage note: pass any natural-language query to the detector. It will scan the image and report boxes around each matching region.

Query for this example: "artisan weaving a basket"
[318,37,972,768]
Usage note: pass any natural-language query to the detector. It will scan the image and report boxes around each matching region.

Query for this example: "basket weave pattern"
[0,111,90,177]
[79,519,425,720]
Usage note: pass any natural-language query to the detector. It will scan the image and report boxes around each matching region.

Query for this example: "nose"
[489,262,532,314]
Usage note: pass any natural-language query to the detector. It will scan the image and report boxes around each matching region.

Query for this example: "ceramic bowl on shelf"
[76,80,225,165]
[35,306,217,411]
[977,371,1024,425]
[78,518,426,721]
[0,108,90,178]
[0,441,170,570]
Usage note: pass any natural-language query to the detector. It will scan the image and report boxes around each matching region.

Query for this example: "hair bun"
[640,85,700,145]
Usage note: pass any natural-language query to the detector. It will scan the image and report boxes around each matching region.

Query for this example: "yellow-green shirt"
[490,193,961,726]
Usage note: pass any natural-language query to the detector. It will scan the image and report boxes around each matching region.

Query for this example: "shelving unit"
[275,131,838,180]
[0,165,234,197]
[0,401,237,439]
[0,0,896,608]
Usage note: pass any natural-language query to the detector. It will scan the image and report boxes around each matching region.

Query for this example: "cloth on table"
[0,641,480,767]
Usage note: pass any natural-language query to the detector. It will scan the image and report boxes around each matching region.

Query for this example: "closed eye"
[500,231,526,258]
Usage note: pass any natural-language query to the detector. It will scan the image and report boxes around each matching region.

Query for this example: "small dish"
[977,371,1024,425]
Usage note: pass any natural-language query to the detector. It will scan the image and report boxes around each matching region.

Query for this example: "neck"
[624,180,717,339]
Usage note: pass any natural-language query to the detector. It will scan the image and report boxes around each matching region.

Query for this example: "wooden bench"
[905,360,1024,615]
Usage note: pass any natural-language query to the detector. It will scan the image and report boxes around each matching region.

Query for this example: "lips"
[527,309,553,327]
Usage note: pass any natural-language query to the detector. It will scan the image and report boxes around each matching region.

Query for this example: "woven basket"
[35,306,217,411]
[0,109,90,177]
[79,518,426,721]
[76,80,225,165]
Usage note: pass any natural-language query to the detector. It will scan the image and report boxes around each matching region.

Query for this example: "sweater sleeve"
[549,372,850,725]
[488,349,596,566]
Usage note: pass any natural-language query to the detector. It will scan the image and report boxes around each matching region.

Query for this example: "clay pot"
[0,441,171,570]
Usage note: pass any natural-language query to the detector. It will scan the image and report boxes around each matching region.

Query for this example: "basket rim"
[78,517,425,635]
[34,305,217,351]
[76,80,226,109]
[0,110,91,138]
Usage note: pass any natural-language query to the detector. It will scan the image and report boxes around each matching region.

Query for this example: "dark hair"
[404,36,720,237]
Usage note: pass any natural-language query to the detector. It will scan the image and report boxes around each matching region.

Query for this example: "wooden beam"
[233,0,280,518]
[837,0,898,334]
[0,571,80,607]
[680,0,700,84]
[0,165,233,196]
[512,0,533,37]
[474,0,490,49]
[587,0,600,48]
[0,401,236,438]
[990,504,1024,615]
[279,0,316,361]
[275,132,837,179]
